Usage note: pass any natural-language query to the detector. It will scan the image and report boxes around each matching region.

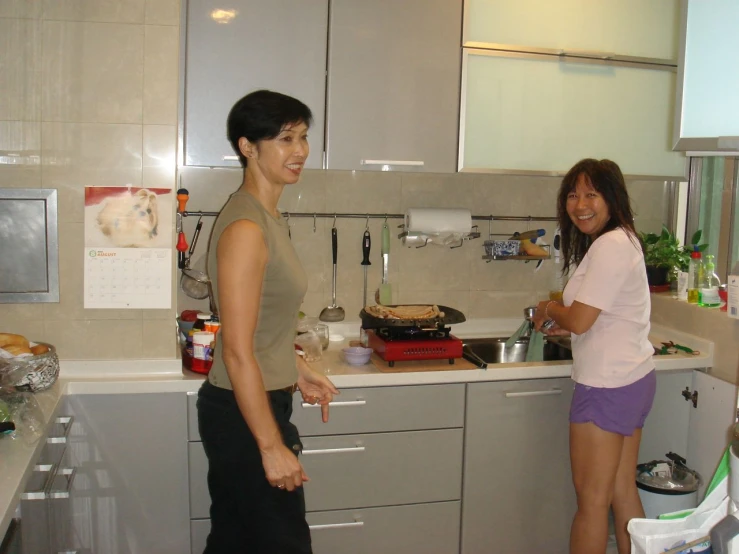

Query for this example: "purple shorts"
[570,370,656,436]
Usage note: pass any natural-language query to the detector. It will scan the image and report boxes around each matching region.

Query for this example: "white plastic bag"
[629,495,733,554]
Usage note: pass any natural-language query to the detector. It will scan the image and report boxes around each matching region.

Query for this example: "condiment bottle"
[188,312,212,346]
[687,250,703,304]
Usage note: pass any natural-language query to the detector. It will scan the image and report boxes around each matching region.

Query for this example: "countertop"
[0,318,714,537]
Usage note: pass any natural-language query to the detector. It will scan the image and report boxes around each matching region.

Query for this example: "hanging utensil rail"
[181,211,557,222]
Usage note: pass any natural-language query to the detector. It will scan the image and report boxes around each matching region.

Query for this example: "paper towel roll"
[405,208,472,234]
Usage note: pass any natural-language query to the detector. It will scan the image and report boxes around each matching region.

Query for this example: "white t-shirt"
[562,227,655,388]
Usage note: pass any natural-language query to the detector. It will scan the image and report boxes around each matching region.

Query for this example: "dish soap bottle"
[699,254,721,307]
[687,250,703,304]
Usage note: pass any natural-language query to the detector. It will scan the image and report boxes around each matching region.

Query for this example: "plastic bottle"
[687,251,703,304]
[699,255,721,307]
[188,312,212,345]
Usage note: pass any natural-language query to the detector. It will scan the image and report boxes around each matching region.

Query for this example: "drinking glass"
[314,324,330,350]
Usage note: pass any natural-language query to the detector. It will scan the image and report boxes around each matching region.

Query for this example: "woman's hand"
[297,358,339,423]
[260,443,308,492]
[532,299,557,332]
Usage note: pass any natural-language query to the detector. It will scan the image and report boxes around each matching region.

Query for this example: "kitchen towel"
[405,208,472,235]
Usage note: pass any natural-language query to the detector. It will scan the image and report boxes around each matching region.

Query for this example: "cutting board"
[371,353,478,373]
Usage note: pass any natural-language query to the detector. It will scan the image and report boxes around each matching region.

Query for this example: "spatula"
[377,223,392,305]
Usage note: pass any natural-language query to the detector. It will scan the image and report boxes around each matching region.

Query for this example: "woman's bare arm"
[217,219,306,490]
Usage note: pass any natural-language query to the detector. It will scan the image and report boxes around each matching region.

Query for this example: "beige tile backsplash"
[0,8,685,365]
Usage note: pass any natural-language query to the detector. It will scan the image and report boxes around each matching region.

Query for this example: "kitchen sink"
[463,335,668,368]
[462,336,572,368]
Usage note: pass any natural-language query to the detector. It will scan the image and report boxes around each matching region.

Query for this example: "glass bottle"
[699,254,721,307]
[687,251,703,304]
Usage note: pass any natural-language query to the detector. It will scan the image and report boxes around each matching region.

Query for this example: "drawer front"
[307,501,461,554]
[187,392,199,441]
[292,384,465,436]
[301,428,462,511]
[191,519,210,554]
[187,384,465,441]
[187,501,460,554]
[188,428,463,516]
[189,442,211,519]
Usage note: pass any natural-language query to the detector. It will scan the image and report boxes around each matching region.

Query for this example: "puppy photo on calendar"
[84,187,173,249]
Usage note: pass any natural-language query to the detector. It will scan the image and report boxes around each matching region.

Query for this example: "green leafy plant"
[638,226,708,280]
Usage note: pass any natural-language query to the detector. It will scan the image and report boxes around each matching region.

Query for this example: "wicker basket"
[0,342,60,393]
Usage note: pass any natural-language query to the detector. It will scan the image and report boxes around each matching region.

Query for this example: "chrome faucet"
[521,306,536,338]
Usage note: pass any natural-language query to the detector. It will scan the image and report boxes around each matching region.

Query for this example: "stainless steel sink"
[462,336,573,368]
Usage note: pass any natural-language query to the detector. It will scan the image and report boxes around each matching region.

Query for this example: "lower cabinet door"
[190,519,210,554]
[307,501,461,554]
[188,501,460,554]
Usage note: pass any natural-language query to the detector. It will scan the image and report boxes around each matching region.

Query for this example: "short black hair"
[557,158,639,274]
[226,89,313,167]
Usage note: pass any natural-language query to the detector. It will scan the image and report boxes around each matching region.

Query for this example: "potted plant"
[639,226,707,287]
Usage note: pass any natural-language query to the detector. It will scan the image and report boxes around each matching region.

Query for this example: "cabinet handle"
[47,415,74,444]
[21,466,53,501]
[222,155,239,161]
[360,159,424,167]
[301,400,366,409]
[309,521,364,531]
[504,389,563,398]
[47,467,77,499]
[302,446,365,455]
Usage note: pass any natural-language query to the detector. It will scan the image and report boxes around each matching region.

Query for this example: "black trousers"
[197,381,312,554]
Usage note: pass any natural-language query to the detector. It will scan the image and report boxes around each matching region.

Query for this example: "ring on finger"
[278,484,285,489]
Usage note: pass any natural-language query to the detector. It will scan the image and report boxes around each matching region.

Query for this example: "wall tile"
[396,241,471,291]
[142,318,177,357]
[280,170,328,213]
[143,124,176,189]
[145,0,179,25]
[42,21,144,123]
[42,222,144,321]
[41,122,143,223]
[41,0,145,24]
[43,318,143,359]
[400,172,478,211]
[629,180,668,224]
[326,170,401,215]
[467,291,539,319]
[143,25,178,124]
[179,167,241,212]
[5,321,46,343]
[0,19,41,120]
[0,2,42,18]
[2,304,44,321]
[0,121,41,187]
[396,289,471,317]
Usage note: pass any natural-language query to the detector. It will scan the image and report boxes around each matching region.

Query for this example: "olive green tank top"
[206,190,307,391]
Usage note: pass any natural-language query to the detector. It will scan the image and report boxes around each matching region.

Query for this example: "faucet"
[521,306,536,338]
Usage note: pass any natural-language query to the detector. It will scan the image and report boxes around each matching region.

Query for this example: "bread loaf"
[30,344,50,356]
[4,344,32,357]
[0,333,30,350]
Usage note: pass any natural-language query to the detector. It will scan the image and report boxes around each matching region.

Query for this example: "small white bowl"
[342,346,373,366]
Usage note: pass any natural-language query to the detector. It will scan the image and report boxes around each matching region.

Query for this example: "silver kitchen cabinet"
[182,0,328,169]
[63,392,190,554]
[325,0,462,172]
[187,384,464,553]
[461,378,576,554]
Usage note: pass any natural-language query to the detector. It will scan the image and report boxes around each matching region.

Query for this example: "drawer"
[188,428,463,516]
[292,384,465,436]
[300,428,463,510]
[187,384,465,441]
[307,501,461,554]
[187,501,461,554]
[187,391,199,441]
[191,519,210,554]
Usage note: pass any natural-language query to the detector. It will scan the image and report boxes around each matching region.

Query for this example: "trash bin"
[636,452,700,519]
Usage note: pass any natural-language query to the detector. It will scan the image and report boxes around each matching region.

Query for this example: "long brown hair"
[557,159,639,275]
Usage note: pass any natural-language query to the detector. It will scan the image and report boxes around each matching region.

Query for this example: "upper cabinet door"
[673,0,739,152]
[183,0,328,168]
[464,0,680,61]
[325,0,462,173]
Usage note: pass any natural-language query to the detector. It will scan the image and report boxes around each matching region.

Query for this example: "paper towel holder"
[397,224,481,249]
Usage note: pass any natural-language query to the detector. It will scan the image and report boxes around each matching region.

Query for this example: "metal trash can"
[636,452,700,519]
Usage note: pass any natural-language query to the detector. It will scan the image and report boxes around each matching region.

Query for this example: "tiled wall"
[0,1,668,360]
[0,0,180,359]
